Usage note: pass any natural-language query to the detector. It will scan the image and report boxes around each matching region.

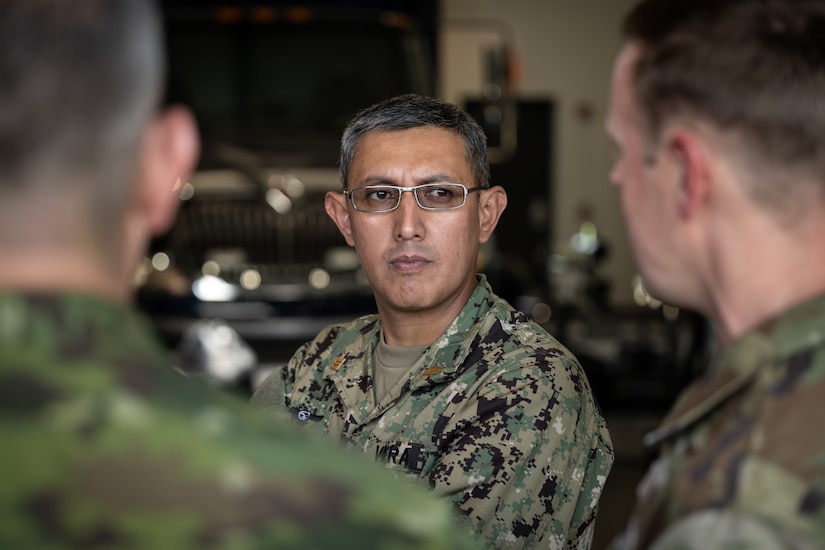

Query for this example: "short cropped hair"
[0,0,163,212]
[339,94,491,190]
[623,0,825,206]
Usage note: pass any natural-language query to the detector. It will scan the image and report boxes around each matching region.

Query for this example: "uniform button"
[297,410,311,421]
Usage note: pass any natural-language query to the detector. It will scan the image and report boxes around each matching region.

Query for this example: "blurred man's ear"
[136,105,200,236]
[663,127,712,221]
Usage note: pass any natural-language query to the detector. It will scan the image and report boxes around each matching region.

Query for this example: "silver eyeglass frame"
[343,183,482,213]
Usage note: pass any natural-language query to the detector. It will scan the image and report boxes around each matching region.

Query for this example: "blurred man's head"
[0,0,163,211]
[0,0,198,299]
[607,0,825,319]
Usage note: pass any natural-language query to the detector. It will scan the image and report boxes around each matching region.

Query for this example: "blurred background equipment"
[176,317,258,389]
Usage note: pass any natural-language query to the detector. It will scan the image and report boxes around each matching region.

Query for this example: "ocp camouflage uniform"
[0,293,477,549]
[252,275,614,549]
[611,295,825,550]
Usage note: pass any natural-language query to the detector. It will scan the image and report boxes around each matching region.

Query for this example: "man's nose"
[393,189,424,240]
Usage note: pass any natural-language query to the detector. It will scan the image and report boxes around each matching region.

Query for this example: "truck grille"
[166,197,347,284]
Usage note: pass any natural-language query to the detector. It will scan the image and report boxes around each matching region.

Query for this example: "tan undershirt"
[373,331,429,403]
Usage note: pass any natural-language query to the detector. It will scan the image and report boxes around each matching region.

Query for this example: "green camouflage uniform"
[0,293,477,549]
[611,295,825,550]
[252,275,614,549]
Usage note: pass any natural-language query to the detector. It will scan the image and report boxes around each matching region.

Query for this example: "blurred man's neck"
[0,190,134,303]
[0,246,131,304]
[710,208,825,346]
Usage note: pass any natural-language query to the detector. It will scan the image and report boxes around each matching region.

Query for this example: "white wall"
[439,0,640,307]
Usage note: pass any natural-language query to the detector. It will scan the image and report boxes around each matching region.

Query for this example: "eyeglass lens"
[351,183,467,212]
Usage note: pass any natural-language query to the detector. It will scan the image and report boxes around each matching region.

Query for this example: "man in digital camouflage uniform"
[0,1,477,548]
[252,93,614,549]
[605,0,825,548]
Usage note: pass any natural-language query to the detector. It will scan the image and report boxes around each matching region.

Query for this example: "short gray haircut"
[0,0,164,217]
[339,94,491,190]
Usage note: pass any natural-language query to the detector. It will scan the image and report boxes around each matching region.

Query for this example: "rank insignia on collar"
[329,357,346,371]
[421,366,445,376]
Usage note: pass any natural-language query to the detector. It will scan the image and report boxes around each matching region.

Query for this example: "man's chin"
[377,286,433,312]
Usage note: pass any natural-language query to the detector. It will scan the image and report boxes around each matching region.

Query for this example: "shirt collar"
[643,293,825,450]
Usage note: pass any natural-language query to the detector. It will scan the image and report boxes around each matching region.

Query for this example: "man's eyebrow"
[355,173,462,187]
[416,173,462,185]
[356,175,397,187]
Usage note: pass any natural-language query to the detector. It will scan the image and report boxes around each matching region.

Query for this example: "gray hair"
[0,0,164,218]
[339,94,491,190]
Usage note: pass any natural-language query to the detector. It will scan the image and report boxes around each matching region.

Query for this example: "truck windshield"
[166,11,432,152]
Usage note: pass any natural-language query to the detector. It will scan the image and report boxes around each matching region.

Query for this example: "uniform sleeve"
[249,339,312,418]
[2,368,479,550]
[249,365,286,410]
[427,353,613,549]
[647,509,822,550]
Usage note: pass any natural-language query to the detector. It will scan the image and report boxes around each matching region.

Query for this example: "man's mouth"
[389,255,431,272]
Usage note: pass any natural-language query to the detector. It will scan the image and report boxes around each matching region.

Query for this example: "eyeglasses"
[343,183,482,213]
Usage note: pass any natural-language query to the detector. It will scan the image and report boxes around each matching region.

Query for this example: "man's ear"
[136,105,200,236]
[325,190,355,247]
[478,185,508,244]
[664,128,711,220]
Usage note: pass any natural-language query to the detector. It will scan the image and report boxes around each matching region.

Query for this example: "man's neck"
[709,213,825,346]
[377,280,478,347]
[377,310,456,347]
[0,248,130,304]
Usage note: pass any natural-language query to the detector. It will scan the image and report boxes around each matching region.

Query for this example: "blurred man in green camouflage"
[0,1,477,548]
[606,0,825,548]
[251,93,614,549]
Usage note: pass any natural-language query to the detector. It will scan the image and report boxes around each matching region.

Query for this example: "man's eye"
[368,188,393,200]
[424,186,458,202]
